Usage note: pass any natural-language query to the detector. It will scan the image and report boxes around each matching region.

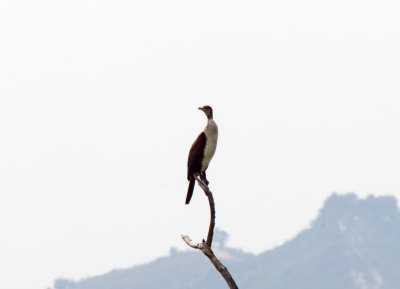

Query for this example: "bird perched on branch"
[186,105,218,204]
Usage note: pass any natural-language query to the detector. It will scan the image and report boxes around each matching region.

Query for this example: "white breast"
[202,119,218,171]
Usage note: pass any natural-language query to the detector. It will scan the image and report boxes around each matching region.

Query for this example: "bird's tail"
[185,178,195,204]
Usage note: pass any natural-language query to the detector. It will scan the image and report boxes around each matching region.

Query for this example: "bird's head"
[198,105,213,119]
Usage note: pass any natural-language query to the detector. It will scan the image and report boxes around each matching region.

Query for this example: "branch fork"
[181,177,238,289]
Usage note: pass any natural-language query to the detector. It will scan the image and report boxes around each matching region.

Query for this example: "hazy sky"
[1,1,400,289]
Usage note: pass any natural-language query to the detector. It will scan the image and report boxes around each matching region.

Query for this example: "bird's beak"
[198,107,204,111]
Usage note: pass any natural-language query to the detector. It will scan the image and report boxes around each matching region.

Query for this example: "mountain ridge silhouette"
[50,193,400,289]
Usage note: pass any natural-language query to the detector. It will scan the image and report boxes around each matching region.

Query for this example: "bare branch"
[182,178,239,289]
[195,177,216,247]
[202,245,239,289]
[181,235,203,250]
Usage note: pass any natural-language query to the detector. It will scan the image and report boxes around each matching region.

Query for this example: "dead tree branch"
[181,177,239,289]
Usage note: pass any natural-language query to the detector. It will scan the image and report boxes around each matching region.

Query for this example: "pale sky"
[1,1,400,289]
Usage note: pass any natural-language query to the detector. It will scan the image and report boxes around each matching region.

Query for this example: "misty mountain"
[50,193,400,289]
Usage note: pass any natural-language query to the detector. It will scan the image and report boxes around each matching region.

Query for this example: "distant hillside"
[50,193,400,289]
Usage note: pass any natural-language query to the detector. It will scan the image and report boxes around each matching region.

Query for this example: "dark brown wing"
[187,132,206,180]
